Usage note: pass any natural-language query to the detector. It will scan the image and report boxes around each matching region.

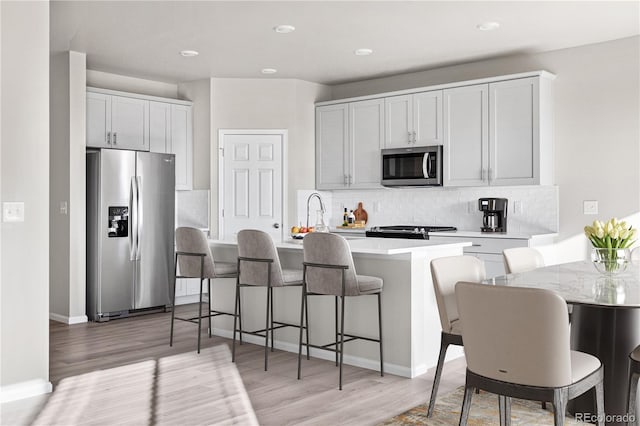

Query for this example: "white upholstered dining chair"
[503,247,544,274]
[427,255,486,417]
[455,281,604,426]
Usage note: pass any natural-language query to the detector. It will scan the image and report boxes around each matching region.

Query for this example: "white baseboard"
[211,327,413,378]
[49,313,88,325]
[0,379,52,403]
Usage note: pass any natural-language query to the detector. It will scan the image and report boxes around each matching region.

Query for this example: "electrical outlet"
[468,201,476,214]
[60,201,68,215]
[373,201,380,213]
[513,200,523,214]
[3,202,25,222]
[584,200,598,215]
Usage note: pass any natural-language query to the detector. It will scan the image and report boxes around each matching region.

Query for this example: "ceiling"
[51,1,640,86]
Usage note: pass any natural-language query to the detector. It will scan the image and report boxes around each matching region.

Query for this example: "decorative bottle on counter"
[348,210,356,224]
[343,208,349,226]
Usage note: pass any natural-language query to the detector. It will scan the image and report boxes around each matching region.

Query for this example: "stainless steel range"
[365,225,457,239]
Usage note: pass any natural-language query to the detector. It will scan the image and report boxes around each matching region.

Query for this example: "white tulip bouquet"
[584,218,636,273]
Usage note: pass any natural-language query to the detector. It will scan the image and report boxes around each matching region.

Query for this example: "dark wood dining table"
[485,260,640,425]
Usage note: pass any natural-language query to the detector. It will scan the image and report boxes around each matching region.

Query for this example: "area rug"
[380,387,582,425]
[33,345,258,426]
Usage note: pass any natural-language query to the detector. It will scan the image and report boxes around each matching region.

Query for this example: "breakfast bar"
[208,237,471,378]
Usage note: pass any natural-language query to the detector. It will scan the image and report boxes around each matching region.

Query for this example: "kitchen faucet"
[306,192,326,228]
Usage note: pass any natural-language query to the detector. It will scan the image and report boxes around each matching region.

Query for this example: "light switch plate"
[3,202,25,222]
[583,200,598,215]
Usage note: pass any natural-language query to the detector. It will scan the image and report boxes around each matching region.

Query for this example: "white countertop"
[210,236,471,256]
[429,230,558,240]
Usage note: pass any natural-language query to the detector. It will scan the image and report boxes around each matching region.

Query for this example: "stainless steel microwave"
[381,145,443,187]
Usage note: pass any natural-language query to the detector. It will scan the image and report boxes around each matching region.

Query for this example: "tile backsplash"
[297,186,558,233]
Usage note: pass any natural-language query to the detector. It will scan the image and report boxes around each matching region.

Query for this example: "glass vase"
[591,247,630,275]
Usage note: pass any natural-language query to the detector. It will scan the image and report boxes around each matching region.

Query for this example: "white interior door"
[220,131,284,240]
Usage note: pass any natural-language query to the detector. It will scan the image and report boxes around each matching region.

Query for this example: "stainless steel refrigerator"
[87,149,175,321]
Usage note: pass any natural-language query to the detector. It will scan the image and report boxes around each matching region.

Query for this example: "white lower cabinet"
[429,234,551,278]
[174,278,209,305]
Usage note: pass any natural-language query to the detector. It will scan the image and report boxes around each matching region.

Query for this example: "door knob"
[273,223,280,229]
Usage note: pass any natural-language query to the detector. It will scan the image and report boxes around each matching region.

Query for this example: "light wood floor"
[4,305,467,425]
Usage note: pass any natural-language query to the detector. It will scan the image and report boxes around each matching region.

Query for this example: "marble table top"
[484,261,640,308]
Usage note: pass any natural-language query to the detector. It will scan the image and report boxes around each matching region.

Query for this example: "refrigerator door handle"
[129,176,138,261]
[135,176,143,261]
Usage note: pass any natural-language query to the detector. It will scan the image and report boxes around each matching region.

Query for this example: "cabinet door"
[384,95,413,148]
[349,99,384,188]
[413,90,443,145]
[111,95,149,151]
[443,84,489,186]
[316,104,349,189]
[171,104,193,190]
[149,101,171,154]
[489,77,539,186]
[87,92,111,148]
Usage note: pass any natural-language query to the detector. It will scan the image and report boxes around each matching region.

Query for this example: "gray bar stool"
[232,229,306,371]
[171,227,238,353]
[297,232,383,390]
[627,345,640,425]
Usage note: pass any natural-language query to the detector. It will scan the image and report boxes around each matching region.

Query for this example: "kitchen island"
[208,237,471,378]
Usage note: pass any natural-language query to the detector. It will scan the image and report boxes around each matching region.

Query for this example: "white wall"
[178,79,211,190]
[50,51,87,324]
[0,0,52,400]
[331,36,640,262]
[210,78,331,237]
[86,70,178,99]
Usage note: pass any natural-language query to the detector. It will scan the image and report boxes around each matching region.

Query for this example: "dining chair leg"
[552,389,568,426]
[339,294,346,391]
[264,283,271,371]
[197,276,203,354]
[334,296,339,366]
[594,381,605,426]
[169,252,178,347]
[207,278,212,338]
[628,370,639,425]
[499,395,511,426]
[459,383,474,426]
[297,278,307,380]
[232,274,240,362]
[427,333,450,417]
[377,292,384,377]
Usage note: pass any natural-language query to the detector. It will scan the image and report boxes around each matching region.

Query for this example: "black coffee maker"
[478,198,508,233]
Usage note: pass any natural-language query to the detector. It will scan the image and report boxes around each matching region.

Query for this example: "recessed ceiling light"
[274,24,295,34]
[476,21,500,31]
[261,68,277,74]
[180,50,199,57]
[354,48,373,56]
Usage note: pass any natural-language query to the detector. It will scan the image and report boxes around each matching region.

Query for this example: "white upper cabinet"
[149,101,171,153]
[87,92,111,148]
[88,88,193,190]
[170,104,193,191]
[489,77,541,186]
[349,99,384,188]
[443,84,489,186]
[316,100,384,190]
[148,101,193,190]
[87,91,149,150]
[384,90,442,148]
[316,71,555,190]
[443,76,552,187]
[316,104,349,189]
